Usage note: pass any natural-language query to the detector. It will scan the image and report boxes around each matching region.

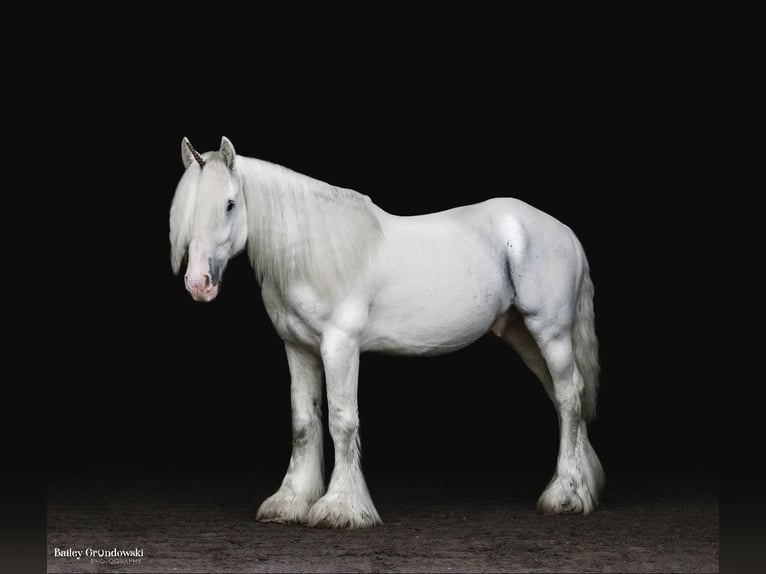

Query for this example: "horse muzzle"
[184,273,220,302]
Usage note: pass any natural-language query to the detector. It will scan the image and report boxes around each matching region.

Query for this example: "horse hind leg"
[534,325,604,514]
[500,314,604,515]
[500,313,554,400]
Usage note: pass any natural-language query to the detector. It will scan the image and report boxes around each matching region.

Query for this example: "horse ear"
[181,137,195,169]
[182,137,206,169]
[220,136,236,169]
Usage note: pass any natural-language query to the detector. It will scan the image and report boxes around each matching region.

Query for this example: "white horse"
[170,136,605,528]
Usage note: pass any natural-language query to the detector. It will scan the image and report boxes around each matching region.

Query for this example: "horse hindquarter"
[492,198,605,514]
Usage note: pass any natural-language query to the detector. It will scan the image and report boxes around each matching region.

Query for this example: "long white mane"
[170,153,384,294]
[239,158,383,295]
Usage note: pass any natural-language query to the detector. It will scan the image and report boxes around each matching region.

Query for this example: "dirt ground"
[47,472,718,573]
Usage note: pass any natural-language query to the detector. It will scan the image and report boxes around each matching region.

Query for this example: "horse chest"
[260,282,328,349]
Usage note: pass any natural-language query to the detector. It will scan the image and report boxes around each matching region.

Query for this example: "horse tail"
[573,249,600,421]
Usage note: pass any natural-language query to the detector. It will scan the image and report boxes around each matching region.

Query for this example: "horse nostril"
[184,274,213,293]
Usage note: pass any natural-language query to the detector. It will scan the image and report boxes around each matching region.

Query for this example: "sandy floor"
[47,472,718,573]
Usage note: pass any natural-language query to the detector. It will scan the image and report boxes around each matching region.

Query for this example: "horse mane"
[238,157,383,295]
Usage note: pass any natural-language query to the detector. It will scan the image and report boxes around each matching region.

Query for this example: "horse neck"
[237,156,384,295]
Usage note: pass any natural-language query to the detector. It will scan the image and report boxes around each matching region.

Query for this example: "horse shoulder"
[261,280,371,351]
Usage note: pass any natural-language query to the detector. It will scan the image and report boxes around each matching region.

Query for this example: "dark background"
[0,13,725,574]
[23,19,714,487]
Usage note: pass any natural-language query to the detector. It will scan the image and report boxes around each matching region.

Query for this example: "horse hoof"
[256,491,315,524]
[307,494,382,529]
[537,476,591,515]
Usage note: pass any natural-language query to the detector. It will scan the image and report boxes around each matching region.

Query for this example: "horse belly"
[362,250,511,356]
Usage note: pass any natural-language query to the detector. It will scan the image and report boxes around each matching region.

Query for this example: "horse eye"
[226,199,235,212]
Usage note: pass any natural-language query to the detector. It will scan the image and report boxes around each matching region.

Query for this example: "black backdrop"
[30,27,714,483]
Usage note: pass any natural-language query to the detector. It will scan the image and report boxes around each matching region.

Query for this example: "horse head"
[169,136,248,302]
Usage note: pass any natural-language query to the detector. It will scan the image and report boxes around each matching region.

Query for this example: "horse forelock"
[169,166,199,274]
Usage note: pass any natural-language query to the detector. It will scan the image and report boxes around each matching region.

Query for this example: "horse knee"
[292,414,321,448]
[329,408,358,440]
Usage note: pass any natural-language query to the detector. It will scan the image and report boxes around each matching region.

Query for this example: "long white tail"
[573,257,600,421]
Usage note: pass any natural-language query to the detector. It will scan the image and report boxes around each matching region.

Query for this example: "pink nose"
[184,273,213,294]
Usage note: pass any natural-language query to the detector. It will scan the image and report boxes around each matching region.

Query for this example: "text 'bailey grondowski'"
[53,548,144,560]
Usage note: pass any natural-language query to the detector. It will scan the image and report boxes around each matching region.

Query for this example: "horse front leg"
[257,342,325,524]
[307,329,381,528]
